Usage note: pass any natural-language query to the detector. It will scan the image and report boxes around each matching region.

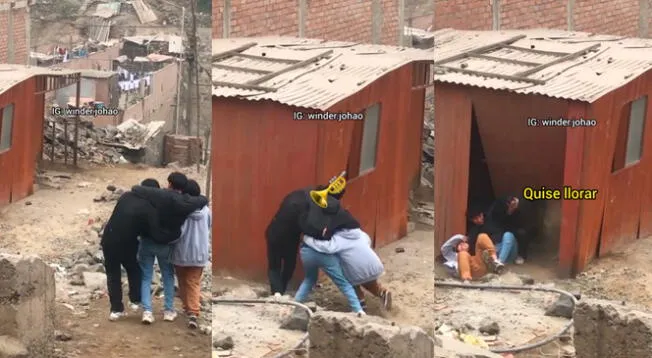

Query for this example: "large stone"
[0,335,29,358]
[82,272,107,291]
[280,306,310,332]
[574,299,652,358]
[308,311,434,358]
[0,253,56,357]
[545,294,575,319]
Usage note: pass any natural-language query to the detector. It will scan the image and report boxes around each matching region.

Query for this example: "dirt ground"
[434,233,652,357]
[56,297,209,358]
[0,164,212,358]
[212,225,435,357]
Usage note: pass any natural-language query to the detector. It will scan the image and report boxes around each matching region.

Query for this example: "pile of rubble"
[422,88,434,189]
[42,117,163,165]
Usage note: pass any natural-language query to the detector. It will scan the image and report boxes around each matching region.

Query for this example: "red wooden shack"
[0,65,81,207]
[211,37,432,280]
[433,29,652,277]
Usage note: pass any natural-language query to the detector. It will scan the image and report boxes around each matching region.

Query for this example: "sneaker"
[481,250,505,274]
[356,310,366,317]
[359,299,367,311]
[109,311,125,321]
[129,302,140,312]
[142,311,155,325]
[187,315,199,329]
[515,257,525,265]
[163,310,177,322]
[380,290,393,311]
[494,261,506,274]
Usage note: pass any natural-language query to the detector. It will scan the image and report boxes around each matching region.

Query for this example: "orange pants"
[174,266,204,316]
[354,280,386,301]
[458,233,496,281]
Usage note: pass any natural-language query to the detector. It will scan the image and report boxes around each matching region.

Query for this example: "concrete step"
[0,336,28,358]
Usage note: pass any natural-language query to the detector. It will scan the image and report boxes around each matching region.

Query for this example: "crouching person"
[441,234,505,282]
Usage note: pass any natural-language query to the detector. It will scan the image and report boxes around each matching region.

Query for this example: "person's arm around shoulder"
[170,193,209,216]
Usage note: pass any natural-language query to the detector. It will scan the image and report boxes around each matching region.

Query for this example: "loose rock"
[280,306,310,332]
[212,335,234,350]
[545,294,575,319]
[478,318,500,335]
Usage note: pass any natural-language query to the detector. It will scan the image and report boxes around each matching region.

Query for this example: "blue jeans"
[294,244,363,313]
[495,232,518,264]
[138,238,175,312]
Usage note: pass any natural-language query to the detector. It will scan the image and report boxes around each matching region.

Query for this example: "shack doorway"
[466,106,494,215]
[462,99,566,277]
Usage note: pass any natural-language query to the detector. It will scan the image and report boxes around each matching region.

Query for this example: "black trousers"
[514,229,531,259]
[102,242,142,312]
[267,239,298,295]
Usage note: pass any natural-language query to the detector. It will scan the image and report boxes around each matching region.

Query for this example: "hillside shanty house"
[121,35,183,59]
[211,37,433,280]
[433,29,652,277]
[0,65,81,207]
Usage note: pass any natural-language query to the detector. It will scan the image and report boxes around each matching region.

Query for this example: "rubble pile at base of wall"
[422,88,434,189]
[0,253,56,358]
[308,311,434,358]
[574,299,652,358]
[42,117,164,165]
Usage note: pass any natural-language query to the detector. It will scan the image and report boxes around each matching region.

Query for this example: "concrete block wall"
[212,0,401,45]
[574,299,652,357]
[0,253,56,358]
[434,0,651,37]
[0,1,30,64]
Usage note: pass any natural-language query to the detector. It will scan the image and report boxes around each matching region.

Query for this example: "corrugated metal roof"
[434,28,652,102]
[212,37,433,110]
[93,2,121,18]
[123,34,172,45]
[0,65,80,96]
[79,69,117,79]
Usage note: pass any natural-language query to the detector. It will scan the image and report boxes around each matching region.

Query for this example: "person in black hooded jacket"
[101,178,160,321]
[266,181,359,295]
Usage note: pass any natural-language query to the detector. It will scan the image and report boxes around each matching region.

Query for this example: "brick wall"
[0,4,29,64]
[213,0,400,45]
[406,0,434,28]
[434,0,651,37]
[164,134,202,166]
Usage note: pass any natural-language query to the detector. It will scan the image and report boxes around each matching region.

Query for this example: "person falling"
[441,233,505,282]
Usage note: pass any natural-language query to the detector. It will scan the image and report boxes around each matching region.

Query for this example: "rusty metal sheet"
[467,88,568,196]
[211,99,320,281]
[212,65,423,281]
[0,78,42,208]
[433,84,473,254]
[574,72,652,272]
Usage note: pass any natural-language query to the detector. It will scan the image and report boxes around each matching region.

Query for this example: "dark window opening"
[0,104,15,152]
[347,103,381,179]
[612,96,647,172]
[412,62,431,88]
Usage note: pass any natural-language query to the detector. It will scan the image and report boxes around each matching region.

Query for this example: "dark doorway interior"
[467,106,495,217]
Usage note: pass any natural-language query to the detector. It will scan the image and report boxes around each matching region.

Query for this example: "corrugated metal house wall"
[572,69,652,274]
[435,71,652,276]
[434,83,568,254]
[0,78,45,207]
[211,99,320,281]
[211,64,423,280]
